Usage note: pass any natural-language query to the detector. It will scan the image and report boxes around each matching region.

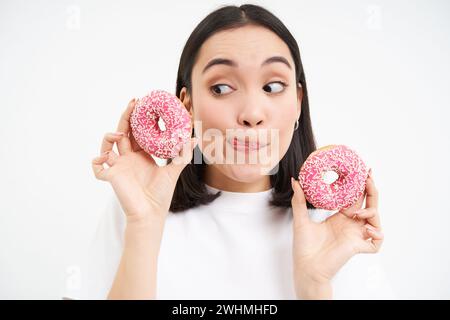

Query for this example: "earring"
[294,119,299,131]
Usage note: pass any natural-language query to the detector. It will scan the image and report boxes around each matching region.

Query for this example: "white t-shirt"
[64,184,396,300]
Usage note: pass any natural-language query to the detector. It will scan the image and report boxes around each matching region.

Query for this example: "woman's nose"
[237,99,266,127]
[241,118,263,127]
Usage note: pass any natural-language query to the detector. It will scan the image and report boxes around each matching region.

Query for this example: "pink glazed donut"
[130,90,192,159]
[298,145,369,211]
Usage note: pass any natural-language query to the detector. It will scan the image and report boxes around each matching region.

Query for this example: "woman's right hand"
[91,98,197,225]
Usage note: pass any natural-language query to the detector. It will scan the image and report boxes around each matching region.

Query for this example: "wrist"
[124,215,166,248]
[295,276,332,300]
[126,210,166,230]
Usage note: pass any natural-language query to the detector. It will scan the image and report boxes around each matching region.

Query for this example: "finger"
[116,134,133,155]
[166,137,198,177]
[361,171,381,228]
[358,225,384,253]
[291,178,311,227]
[355,207,381,229]
[116,98,136,154]
[117,98,136,133]
[365,169,378,209]
[100,132,125,154]
[352,207,377,220]
[339,192,365,218]
[91,153,109,181]
[105,149,119,167]
[129,130,142,152]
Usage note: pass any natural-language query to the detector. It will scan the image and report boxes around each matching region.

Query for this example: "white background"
[1,0,449,299]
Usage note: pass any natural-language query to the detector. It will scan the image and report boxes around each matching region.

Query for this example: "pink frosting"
[298,145,368,210]
[130,90,191,159]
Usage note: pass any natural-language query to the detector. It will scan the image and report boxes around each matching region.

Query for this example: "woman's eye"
[263,81,286,93]
[210,84,233,95]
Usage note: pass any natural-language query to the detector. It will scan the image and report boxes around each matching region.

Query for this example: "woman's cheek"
[192,102,227,159]
[277,128,292,159]
[272,111,297,157]
[194,94,229,127]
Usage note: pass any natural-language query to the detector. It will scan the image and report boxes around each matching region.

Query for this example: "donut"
[298,145,369,211]
[130,90,192,159]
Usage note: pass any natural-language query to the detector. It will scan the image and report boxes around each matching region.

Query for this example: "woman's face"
[181,24,302,187]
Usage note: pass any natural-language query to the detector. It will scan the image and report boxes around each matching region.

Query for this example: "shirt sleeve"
[63,193,126,300]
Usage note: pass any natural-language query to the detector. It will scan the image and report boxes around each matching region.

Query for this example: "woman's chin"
[225,163,270,182]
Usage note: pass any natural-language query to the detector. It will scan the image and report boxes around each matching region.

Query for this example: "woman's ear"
[296,82,303,119]
[179,87,193,116]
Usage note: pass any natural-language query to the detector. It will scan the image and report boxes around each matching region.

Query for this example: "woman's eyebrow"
[202,56,292,74]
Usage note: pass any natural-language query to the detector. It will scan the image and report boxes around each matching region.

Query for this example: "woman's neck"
[204,165,272,193]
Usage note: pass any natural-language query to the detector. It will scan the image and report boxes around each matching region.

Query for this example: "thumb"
[167,137,198,175]
[291,177,311,227]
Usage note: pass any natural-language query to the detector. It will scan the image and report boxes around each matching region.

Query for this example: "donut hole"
[322,170,339,185]
[157,117,167,132]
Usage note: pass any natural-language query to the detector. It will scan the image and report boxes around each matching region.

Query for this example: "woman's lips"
[229,137,268,151]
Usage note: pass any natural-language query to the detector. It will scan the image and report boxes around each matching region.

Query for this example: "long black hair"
[169,4,317,212]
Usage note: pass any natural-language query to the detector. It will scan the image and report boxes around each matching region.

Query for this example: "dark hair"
[169,4,317,212]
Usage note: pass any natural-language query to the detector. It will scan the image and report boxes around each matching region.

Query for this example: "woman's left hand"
[291,169,383,299]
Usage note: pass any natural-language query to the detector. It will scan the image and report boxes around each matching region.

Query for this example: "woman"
[73,4,394,300]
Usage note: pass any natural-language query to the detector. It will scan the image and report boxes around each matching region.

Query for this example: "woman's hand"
[291,169,383,299]
[91,98,197,225]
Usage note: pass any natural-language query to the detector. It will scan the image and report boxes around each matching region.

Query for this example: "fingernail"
[367,228,380,236]
[354,209,363,215]
[102,151,110,155]
[366,225,375,232]
[113,132,124,136]
[368,168,373,178]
